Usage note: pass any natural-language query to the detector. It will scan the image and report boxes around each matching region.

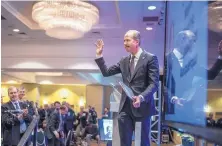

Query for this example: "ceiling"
[1,1,221,86]
[1,1,165,85]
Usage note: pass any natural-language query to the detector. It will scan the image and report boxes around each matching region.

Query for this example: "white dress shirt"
[130,47,143,69]
[173,48,184,67]
[11,101,21,109]
[173,48,222,68]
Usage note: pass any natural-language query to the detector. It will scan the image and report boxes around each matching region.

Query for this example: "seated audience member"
[82,123,100,146]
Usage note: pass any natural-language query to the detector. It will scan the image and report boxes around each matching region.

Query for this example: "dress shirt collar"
[173,48,183,60]
[131,47,143,60]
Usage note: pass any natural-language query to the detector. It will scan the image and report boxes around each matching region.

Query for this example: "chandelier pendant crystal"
[32,0,99,39]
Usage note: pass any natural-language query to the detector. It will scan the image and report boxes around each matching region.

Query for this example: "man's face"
[182,38,196,56]
[44,104,49,110]
[8,87,19,102]
[18,89,26,100]
[55,103,61,110]
[43,121,47,128]
[61,108,68,115]
[124,33,138,53]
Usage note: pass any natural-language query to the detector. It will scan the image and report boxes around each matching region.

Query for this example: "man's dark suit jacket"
[95,51,159,118]
[64,108,75,131]
[165,52,222,114]
[2,101,33,145]
[45,111,62,139]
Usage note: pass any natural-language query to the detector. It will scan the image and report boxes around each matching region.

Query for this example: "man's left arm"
[140,55,159,102]
[21,103,33,123]
[208,57,222,80]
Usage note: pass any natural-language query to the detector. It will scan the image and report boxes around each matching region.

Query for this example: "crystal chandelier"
[208,1,222,33]
[32,0,99,39]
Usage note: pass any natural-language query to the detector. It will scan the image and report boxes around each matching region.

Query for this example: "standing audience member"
[102,107,111,119]
[18,86,35,116]
[62,101,76,137]
[2,86,33,146]
[76,106,88,137]
[45,105,68,146]
[206,112,216,127]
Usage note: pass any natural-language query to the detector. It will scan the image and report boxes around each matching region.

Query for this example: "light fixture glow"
[148,6,156,10]
[204,105,211,113]
[13,29,20,32]
[32,0,99,39]
[39,80,53,84]
[43,99,48,104]
[36,72,63,76]
[6,80,18,84]
[59,89,69,99]
[146,27,153,30]
[79,98,85,107]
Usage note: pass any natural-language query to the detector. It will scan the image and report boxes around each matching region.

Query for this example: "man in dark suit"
[45,105,68,146]
[2,86,32,146]
[62,102,75,137]
[95,30,159,146]
[165,31,222,115]
[18,86,35,116]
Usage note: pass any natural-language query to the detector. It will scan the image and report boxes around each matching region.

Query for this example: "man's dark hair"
[54,101,61,106]
[60,105,67,110]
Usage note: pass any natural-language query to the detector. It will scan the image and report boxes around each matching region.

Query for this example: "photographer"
[1,86,33,146]
[88,107,97,124]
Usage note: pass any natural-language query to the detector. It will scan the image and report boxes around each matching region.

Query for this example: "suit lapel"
[19,102,23,109]
[130,51,147,82]
[9,101,16,110]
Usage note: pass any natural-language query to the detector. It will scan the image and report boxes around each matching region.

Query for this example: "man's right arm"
[208,58,222,80]
[95,57,121,77]
[94,39,121,77]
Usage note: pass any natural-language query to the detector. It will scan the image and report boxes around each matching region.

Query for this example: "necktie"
[130,56,135,76]
[15,102,20,110]
[15,102,27,133]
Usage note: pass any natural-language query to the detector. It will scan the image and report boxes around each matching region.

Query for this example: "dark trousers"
[48,136,61,146]
[118,100,151,146]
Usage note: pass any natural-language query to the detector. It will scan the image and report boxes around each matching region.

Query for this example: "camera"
[3,109,24,114]
[1,106,23,129]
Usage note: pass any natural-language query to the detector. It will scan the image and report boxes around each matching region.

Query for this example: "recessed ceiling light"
[148,6,156,10]
[13,29,20,32]
[6,80,18,84]
[39,80,53,84]
[146,27,153,30]
[36,72,63,76]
